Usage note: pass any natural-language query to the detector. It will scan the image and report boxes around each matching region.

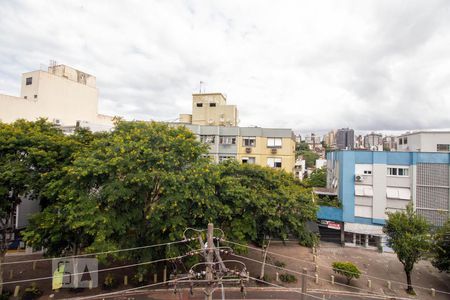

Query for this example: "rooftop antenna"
[49,60,57,73]
[199,81,205,93]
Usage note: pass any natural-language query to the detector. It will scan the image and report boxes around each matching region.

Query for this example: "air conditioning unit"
[271,148,277,154]
[355,174,364,182]
[245,147,252,154]
[53,118,61,125]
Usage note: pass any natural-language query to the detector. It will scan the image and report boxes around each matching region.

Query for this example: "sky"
[1,0,450,135]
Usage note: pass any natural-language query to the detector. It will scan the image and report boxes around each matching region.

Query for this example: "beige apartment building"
[180,93,238,126]
[0,64,114,128]
[178,92,295,173]
[182,124,296,173]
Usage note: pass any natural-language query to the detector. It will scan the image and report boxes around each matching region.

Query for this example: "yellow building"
[0,64,114,128]
[180,93,238,126]
[182,124,296,173]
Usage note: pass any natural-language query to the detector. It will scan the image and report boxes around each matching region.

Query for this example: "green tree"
[432,218,450,273]
[304,167,326,188]
[0,119,81,294]
[295,142,319,169]
[383,204,431,294]
[332,261,361,284]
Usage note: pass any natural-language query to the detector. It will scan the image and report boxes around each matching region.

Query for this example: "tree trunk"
[259,237,271,279]
[405,270,414,294]
[0,252,5,295]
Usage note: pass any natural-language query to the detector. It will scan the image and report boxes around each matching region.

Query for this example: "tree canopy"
[432,218,450,273]
[23,121,318,268]
[304,167,326,188]
[383,204,431,294]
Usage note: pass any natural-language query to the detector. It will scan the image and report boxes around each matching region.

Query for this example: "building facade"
[317,150,450,250]
[335,128,354,150]
[382,136,397,151]
[397,131,450,152]
[180,93,238,126]
[181,124,296,173]
[363,132,383,151]
[0,64,114,127]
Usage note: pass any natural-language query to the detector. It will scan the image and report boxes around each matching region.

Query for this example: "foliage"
[304,167,326,188]
[274,260,286,268]
[21,283,42,300]
[23,121,318,271]
[131,272,147,287]
[332,261,361,284]
[432,218,450,273]
[0,290,11,300]
[383,203,431,294]
[316,195,341,208]
[102,273,119,290]
[296,142,319,168]
[214,160,318,246]
[279,273,297,283]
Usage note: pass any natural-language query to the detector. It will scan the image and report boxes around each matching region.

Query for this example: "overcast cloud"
[1,0,450,133]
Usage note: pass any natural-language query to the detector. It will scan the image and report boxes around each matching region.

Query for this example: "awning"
[344,222,384,235]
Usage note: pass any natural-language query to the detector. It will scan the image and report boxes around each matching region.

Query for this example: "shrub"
[21,283,42,300]
[332,261,361,284]
[274,261,286,269]
[279,273,297,283]
[102,273,119,290]
[131,272,147,287]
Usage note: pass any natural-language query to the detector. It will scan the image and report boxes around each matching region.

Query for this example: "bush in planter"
[274,260,286,269]
[131,272,147,287]
[332,261,361,284]
[21,283,43,300]
[279,273,297,283]
[102,273,119,290]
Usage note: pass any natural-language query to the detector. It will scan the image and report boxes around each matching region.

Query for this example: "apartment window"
[219,156,235,162]
[404,137,407,144]
[242,157,256,164]
[200,135,215,144]
[26,77,32,85]
[243,136,256,147]
[437,144,450,152]
[267,157,282,168]
[220,136,236,145]
[387,167,409,176]
[24,96,27,99]
[34,94,38,99]
[363,170,372,175]
[267,137,282,148]
[196,103,203,107]
[209,103,216,107]
[399,138,403,145]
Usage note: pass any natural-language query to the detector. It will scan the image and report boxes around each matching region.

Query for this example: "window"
[219,136,236,145]
[209,103,216,107]
[399,138,403,145]
[363,170,372,175]
[243,136,256,147]
[26,77,32,85]
[437,144,450,152]
[242,157,255,164]
[34,94,38,99]
[267,157,282,168]
[24,96,27,99]
[267,137,282,148]
[200,135,215,144]
[387,167,409,176]
[196,103,203,107]
[404,137,407,144]
[219,156,235,162]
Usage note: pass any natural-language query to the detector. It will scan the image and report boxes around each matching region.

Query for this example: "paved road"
[90,288,399,300]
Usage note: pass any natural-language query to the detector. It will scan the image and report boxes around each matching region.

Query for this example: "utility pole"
[205,223,214,300]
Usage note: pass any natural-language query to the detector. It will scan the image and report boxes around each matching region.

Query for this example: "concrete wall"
[191,93,238,126]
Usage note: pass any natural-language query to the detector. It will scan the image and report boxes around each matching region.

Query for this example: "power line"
[224,239,450,296]
[229,252,388,298]
[2,252,192,286]
[72,276,191,300]
[248,275,324,300]
[1,240,187,266]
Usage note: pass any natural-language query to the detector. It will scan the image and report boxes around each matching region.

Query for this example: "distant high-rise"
[335,128,354,150]
[364,132,383,150]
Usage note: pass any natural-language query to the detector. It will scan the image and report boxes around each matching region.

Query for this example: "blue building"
[316,151,450,250]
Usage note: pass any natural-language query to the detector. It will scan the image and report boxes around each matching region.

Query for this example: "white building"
[0,64,114,127]
[315,159,327,169]
[397,131,450,152]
